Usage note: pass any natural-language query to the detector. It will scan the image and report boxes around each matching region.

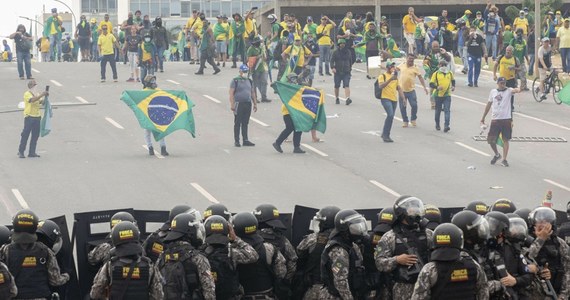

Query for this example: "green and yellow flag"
[559,83,570,106]
[40,96,52,137]
[120,89,196,141]
[272,81,326,133]
[496,133,504,148]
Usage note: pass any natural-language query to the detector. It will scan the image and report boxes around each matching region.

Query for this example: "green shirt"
[510,38,527,62]
[503,31,514,47]
[271,23,282,42]
[246,46,267,72]
[200,28,211,51]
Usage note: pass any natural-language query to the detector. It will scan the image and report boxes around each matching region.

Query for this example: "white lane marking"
[203,95,221,104]
[453,94,486,106]
[190,183,220,203]
[105,117,124,129]
[178,73,189,76]
[455,142,491,157]
[75,96,89,104]
[353,67,366,73]
[326,94,346,101]
[32,68,40,73]
[544,179,570,192]
[369,180,401,197]
[382,113,403,122]
[514,112,570,131]
[166,79,180,85]
[50,80,63,87]
[11,189,29,209]
[301,143,329,157]
[250,117,269,127]
[142,145,164,159]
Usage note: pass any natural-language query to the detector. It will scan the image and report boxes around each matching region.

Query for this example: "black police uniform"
[203,244,241,299]
[237,236,276,296]
[294,228,331,297]
[392,225,430,284]
[159,241,201,299]
[431,257,479,299]
[6,242,51,299]
[109,255,151,300]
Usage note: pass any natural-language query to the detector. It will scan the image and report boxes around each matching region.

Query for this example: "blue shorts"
[216,41,227,54]
[334,72,351,88]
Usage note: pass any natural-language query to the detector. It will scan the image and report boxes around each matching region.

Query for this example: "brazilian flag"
[354,34,366,58]
[559,83,570,106]
[272,81,326,133]
[120,89,196,141]
[40,96,52,137]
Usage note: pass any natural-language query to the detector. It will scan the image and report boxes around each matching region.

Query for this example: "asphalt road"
[0,59,569,226]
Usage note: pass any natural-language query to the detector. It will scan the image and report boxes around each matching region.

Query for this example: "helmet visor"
[485,215,507,237]
[52,237,63,255]
[467,215,490,240]
[531,207,556,225]
[507,217,528,242]
[309,218,320,232]
[399,198,426,218]
[344,214,369,236]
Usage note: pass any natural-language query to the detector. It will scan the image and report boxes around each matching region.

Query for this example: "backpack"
[233,78,253,95]
[62,41,71,54]
[160,247,200,300]
[374,74,386,99]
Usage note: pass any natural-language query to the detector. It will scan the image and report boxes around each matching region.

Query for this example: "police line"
[22,205,570,299]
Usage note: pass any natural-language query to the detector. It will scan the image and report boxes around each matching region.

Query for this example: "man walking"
[330,39,354,105]
[398,53,429,127]
[247,36,269,102]
[44,8,62,62]
[402,7,419,54]
[493,45,520,110]
[466,25,487,87]
[195,20,221,75]
[377,61,404,143]
[18,80,48,158]
[316,16,336,76]
[430,60,455,132]
[509,28,529,90]
[481,77,520,167]
[229,65,257,147]
[98,25,120,82]
[151,17,168,72]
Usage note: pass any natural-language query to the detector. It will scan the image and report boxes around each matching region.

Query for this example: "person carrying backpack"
[61,36,73,62]
[229,64,257,147]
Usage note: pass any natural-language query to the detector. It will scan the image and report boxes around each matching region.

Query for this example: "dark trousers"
[381,99,398,138]
[276,115,302,148]
[100,54,117,79]
[234,102,252,142]
[198,49,220,72]
[232,39,245,65]
[434,96,451,128]
[18,116,41,155]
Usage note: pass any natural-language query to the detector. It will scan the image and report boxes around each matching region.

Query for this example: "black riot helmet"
[464,200,488,215]
[203,203,231,221]
[253,204,286,229]
[514,208,532,227]
[490,198,517,214]
[451,210,490,244]
[164,212,202,243]
[334,209,369,241]
[567,201,570,219]
[431,223,464,261]
[111,221,140,246]
[374,207,395,234]
[110,211,136,229]
[0,225,11,246]
[232,212,259,238]
[204,215,230,245]
[393,196,425,227]
[160,204,199,231]
[12,209,39,233]
[529,207,557,227]
[506,216,528,243]
[36,219,63,254]
[424,204,442,231]
[309,206,341,232]
[485,211,510,238]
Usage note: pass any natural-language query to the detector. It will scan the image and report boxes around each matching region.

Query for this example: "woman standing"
[9,25,33,80]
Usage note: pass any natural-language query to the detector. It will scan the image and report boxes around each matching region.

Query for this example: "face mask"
[439,67,448,73]
[144,37,151,42]
[240,73,247,78]
[489,13,495,18]
[477,16,482,19]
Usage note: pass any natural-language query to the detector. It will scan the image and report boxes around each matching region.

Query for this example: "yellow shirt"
[513,17,529,35]
[557,27,570,49]
[50,16,62,35]
[192,19,204,38]
[186,17,199,31]
[377,73,399,101]
[402,15,416,34]
[215,23,230,40]
[98,33,117,55]
[281,104,289,115]
[283,45,311,67]
[23,91,41,117]
[498,56,517,80]
[316,24,334,46]
[398,64,421,93]
[40,37,50,53]
[430,71,454,97]
[245,18,256,38]
[98,20,113,32]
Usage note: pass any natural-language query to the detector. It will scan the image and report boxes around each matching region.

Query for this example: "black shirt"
[76,21,91,37]
[467,34,484,57]
[126,34,142,52]
[12,32,31,53]
[305,42,319,66]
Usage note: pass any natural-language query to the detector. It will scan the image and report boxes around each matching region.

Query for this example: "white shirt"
[488,88,513,120]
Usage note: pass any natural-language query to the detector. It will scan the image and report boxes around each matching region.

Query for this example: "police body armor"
[203,245,240,299]
[109,256,150,300]
[302,231,329,285]
[392,226,429,284]
[321,236,366,299]
[260,228,291,299]
[6,242,51,299]
[143,231,165,263]
[0,263,13,296]
[432,257,478,300]
[535,236,564,293]
[237,239,275,295]
[160,242,201,300]
[362,233,388,297]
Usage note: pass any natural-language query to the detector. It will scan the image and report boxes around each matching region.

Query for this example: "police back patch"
[451,268,469,282]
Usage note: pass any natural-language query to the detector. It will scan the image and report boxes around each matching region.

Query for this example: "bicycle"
[532,68,563,104]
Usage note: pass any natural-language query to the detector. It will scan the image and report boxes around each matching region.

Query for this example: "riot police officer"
[36,220,63,255]
[557,202,570,246]
[489,198,517,214]
[505,215,538,298]
[201,215,258,299]
[232,212,287,299]
[411,223,489,299]
[424,204,442,231]
[527,207,570,298]
[90,220,163,299]
[464,200,489,215]
[375,196,433,299]
[203,203,232,221]
[156,212,215,300]
[320,209,368,299]
[294,205,340,299]
[254,204,298,299]
[0,209,69,299]
[88,211,137,266]
[0,225,17,299]
[0,225,11,247]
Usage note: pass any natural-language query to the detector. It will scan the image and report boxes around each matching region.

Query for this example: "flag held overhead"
[272,81,326,134]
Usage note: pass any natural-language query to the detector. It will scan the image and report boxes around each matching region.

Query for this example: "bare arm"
[481,102,492,123]
[229,88,236,111]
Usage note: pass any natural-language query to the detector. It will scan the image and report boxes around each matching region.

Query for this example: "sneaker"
[490,154,501,165]
[402,122,409,128]
[136,78,140,82]
[222,62,226,67]
[195,71,204,75]
[17,152,25,158]
[335,98,340,105]
[319,72,324,76]
[235,141,241,147]
[444,127,450,133]
[261,99,272,103]
[474,82,478,87]
[217,62,220,66]
[113,79,118,82]
[272,142,283,153]
[468,83,473,87]
[435,125,441,131]
[382,136,394,143]
[326,72,332,76]
[126,77,135,82]
[148,146,155,156]
[101,78,106,82]
[345,98,352,105]
[411,120,417,127]
[160,146,169,156]
[28,153,40,158]
[213,69,221,75]
[242,141,255,146]
[20,77,25,80]
[501,160,509,167]
[159,69,164,73]
[540,93,547,100]
[293,147,306,154]
[231,64,237,68]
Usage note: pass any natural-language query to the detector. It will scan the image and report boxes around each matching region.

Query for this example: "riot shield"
[49,215,81,300]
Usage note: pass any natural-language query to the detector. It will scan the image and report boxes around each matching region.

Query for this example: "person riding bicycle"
[537,37,552,100]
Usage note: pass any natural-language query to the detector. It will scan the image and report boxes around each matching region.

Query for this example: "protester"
[38,36,50,62]
[466,25,487,87]
[398,53,429,128]
[316,16,336,76]
[61,36,74,62]
[124,25,141,82]
[273,104,306,154]
[483,7,501,68]
[509,28,529,90]
[402,7,419,54]
[230,65,257,147]
[430,60,455,132]
[537,38,552,100]
[330,39,354,105]
[44,8,63,62]
[356,22,383,78]
[558,18,570,74]
[139,32,158,84]
[2,40,12,62]
[98,24,120,82]
[75,15,91,62]
[304,32,320,87]
[214,15,230,67]
[17,80,48,158]
[377,61,404,143]
[90,18,100,61]
[98,14,113,35]
[195,20,221,75]
[142,75,169,156]
[230,13,246,68]
[9,25,33,80]
[151,17,168,72]
[246,35,269,102]
[493,46,520,110]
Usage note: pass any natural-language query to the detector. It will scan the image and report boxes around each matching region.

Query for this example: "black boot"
[148,146,155,156]
[293,147,306,154]
[161,146,169,156]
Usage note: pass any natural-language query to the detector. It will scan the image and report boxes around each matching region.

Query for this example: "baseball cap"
[556,11,561,14]
[497,77,506,83]
[476,11,482,15]
[465,10,472,15]
[565,18,570,22]
[519,10,525,14]
[505,25,511,30]
[90,18,97,23]
[51,8,57,13]
[337,38,346,44]
[307,16,313,21]
[542,37,551,42]
[294,35,302,41]
[385,60,396,68]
